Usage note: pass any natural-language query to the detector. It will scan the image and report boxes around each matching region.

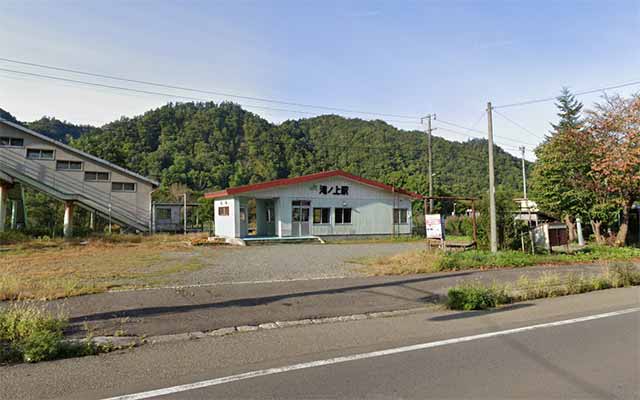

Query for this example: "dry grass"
[355,250,442,276]
[0,234,210,301]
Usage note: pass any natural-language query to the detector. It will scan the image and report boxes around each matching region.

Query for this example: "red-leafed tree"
[585,94,640,246]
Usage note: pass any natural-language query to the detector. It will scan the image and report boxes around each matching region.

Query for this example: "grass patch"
[354,250,442,275]
[0,303,105,364]
[0,234,209,301]
[443,235,473,243]
[447,263,640,310]
[447,282,510,310]
[325,236,423,245]
[437,245,640,272]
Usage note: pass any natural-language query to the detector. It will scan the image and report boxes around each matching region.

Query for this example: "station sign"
[425,214,445,239]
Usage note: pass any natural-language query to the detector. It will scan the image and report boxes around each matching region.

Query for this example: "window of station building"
[111,182,136,192]
[156,208,172,220]
[393,208,408,224]
[0,137,24,147]
[334,208,352,224]
[26,148,54,160]
[85,171,110,181]
[313,208,330,224]
[56,160,83,171]
[266,207,275,223]
[218,206,230,216]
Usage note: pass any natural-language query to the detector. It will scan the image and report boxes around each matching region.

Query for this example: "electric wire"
[492,109,546,140]
[493,79,640,109]
[0,57,421,120]
[434,118,539,147]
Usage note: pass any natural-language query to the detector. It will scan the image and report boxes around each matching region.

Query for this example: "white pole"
[183,193,187,235]
[63,201,74,239]
[487,102,498,253]
[576,217,585,246]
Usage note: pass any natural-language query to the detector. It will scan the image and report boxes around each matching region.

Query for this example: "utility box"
[532,222,569,252]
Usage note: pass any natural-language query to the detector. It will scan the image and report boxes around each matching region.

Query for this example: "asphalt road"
[48,262,612,338]
[2,287,638,400]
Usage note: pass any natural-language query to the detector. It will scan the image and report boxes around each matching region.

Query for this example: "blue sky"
[1,0,639,159]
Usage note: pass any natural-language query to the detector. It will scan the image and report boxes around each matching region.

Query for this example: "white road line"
[102,307,640,400]
[108,275,352,293]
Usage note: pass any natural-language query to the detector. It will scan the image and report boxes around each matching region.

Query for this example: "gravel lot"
[180,242,424,285]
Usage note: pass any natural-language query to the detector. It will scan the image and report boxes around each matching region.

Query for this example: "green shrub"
[0,304,67,342]
[445,216,474,237]
[447,282,511,310]
[0,304,68,364]
[0,231,30,245]
[609,263,640,287]
[18,330,64,363]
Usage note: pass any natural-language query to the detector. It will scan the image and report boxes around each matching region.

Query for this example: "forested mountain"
[1,103,530,200]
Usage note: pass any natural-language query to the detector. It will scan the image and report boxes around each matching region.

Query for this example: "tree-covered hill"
[1,103,530,200]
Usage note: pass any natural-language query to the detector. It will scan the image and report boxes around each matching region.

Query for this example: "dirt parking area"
[178,241,425,285]
[1,236,423,300]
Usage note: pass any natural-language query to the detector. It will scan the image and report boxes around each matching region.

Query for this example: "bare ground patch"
[0,235,212,301]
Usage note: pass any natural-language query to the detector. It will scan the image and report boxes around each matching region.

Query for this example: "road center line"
[103,307,640,400]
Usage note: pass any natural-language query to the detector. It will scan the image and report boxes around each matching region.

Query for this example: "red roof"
[204,170,422,199]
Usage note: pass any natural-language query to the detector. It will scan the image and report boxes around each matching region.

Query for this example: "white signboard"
[425,214,445,239]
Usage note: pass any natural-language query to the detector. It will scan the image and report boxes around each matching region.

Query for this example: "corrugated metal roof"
[204,170,422,199]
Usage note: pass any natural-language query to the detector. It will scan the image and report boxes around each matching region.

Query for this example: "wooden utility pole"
[487,102,498,253]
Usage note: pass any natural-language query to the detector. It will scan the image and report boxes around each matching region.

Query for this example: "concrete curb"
[146,306,439,344]
[81,305,440,348]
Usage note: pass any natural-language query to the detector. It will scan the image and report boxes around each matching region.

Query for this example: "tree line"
[1,102,528,208]
[530,89,639,246]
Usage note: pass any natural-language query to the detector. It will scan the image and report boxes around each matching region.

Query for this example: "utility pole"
[520,146,534,253]
[487,102,498,253]
[520,146,528,199]
[421,114,436,213]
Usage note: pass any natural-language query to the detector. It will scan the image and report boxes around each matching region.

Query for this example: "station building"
[205,170,420,241]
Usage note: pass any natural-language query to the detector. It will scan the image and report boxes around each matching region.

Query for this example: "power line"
[0,67,428,127]
[492,109,545,140]
[1,66,540,156]
[0,57,421,120]
[493,79,640,109]
[435,118,539,147]
[469,112,485,131]
[436,127,535,152]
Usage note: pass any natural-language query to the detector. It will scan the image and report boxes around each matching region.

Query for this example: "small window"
[56,160,83,170]
[393,208,408,224]
[26,148,54,160]
[156,208,172,220]
[313,208,330,224]
[0,137,24,147]
[335,208,352,224]
[85,171,110,181]
[266,208,275,223]
[112,182,136,192]
[218,206,230,216]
